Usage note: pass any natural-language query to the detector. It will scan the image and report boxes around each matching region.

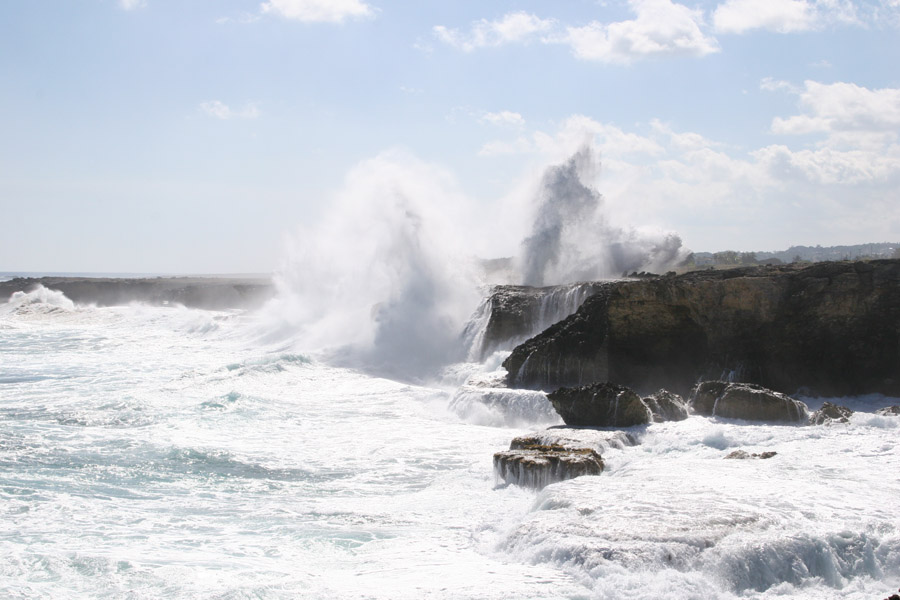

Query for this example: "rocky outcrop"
[810,402,853,425]
[494,444,603,489]
[0,276,274,310]
[504,260,900,397]
[547,383,688,427]
[464,282,609,360]
[876,405,900,416]
[691,381,809,423]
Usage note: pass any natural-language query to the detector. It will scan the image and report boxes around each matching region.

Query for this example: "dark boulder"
[691,381,809,423]
[810,402,853,424]
[642,389,689,422]
[876,405,900,416]
[548,383,651,427]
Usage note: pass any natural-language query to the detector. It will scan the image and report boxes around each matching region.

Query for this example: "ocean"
[1,282,898,600]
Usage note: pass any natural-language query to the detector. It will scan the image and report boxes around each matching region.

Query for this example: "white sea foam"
[3,146,898,598]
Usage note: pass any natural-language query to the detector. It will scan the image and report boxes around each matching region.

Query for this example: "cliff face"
[464,282,609,361]
[503,260,900,397]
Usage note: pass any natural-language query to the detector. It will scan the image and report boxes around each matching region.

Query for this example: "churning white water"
[2,288,898,599]
[2,149,898,598]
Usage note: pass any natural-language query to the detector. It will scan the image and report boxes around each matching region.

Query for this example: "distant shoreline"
[0,276,275,311]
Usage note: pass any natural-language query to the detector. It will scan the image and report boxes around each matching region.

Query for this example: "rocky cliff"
[504,260,900,397]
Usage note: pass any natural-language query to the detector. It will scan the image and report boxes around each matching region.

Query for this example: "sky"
[1,0,899,274]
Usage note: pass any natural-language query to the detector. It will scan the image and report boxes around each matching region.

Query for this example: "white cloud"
[713,0,861,34]
[480,111,525,127]
[760,77,801,93]
[433,12,554,51]
[562,0,719,63]
[261,0,373,23]
[476,109,900,250]
[200,101,261,120]
[767,81,900,151]
[119,0,146,10]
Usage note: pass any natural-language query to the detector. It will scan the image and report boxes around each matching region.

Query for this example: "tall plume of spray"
[264,144,688,379]
[518,145,688,285]
[263,151,481,381]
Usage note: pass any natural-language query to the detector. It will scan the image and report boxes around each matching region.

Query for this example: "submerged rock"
[876,405,900,416]
[642,389,689,422]
[725,450,778,459]
[691,381,809,423]
[810,402,853,425]
[493,445,603,489]
[548,383,650,427]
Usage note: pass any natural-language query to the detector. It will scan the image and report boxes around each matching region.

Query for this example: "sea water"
[1,287,899,599]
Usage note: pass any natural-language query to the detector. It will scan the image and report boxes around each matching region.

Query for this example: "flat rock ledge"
[494,428,631,489]
[494,445,603,490]
[691,381,809,423]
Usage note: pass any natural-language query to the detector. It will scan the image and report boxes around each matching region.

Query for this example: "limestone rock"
[810,402,853,424]
[504,260,900,397]
[691,381,809,423]
[494,444,603,489]
[510,428,637,453]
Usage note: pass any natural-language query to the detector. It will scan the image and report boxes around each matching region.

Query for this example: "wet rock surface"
[494,445,603,489]
[503,260,900,397]
[725,450,778,459]
[876,405,900,416]
[548,383,651,427]
[548,383,689,427]
[467,282,609,361]
[642,389,689,423]
[810,402,853,424]
[691,381,809,423]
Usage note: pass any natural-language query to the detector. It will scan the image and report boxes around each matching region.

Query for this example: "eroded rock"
[548,383,651,427]
[493,445,603,489]
[504,260,900,397]
[691,381,809,423]
[642,389,689,422]
[810,402,853,424]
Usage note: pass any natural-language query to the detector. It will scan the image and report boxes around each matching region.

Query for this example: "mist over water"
[266,144,688,379]
[263,151,481,380]
[520,145,688,286]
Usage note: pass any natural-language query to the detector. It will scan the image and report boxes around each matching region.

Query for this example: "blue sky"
[2,0,899,273]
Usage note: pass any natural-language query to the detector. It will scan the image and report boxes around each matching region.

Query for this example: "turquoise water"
[1,288,899,599]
